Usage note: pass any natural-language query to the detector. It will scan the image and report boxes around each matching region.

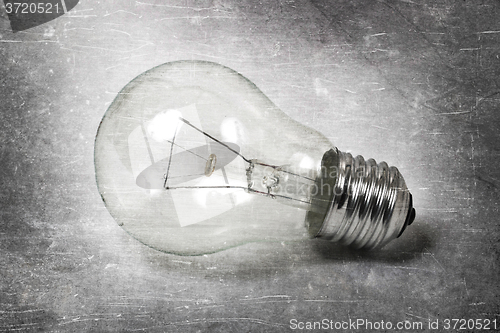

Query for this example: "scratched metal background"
[1,0,499,331]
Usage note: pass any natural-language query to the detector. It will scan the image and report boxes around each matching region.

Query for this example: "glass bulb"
[95,60,415,256]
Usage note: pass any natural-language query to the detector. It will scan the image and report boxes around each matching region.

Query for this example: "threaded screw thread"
[313,149,415,249]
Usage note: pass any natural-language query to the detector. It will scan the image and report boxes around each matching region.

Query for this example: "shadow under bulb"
[94,60,415,256]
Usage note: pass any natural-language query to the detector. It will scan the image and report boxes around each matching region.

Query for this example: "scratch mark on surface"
[476,90,500,104]
[60,157,84,166]
[0,309,44,314]
[406,312,428,321]
[0,322,41,330]
[0,40,57,43]
[124,317,286,330]
[63,14,97,18]
[304,299,363,303]
[371,125,390,130]
[241,295,291,301]
[110,29,132,37]
[64,27,95,32]
[392,266,435,272]
[159,16,236,20]
[171,260,192,265]
[477,30,500,34]
[396,0,418,4]
[135,1,215,11]
[419,208,457,212]
[174,304,225,311]
[303,63,341,68]
[369,32,387,37]
[470,131,477,187]
[70,42,153,53]
[103,10,139,17]
[424,248,445,271]
[435,110,472,115]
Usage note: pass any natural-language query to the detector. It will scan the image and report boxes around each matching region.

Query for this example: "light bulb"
[95,60,415,256]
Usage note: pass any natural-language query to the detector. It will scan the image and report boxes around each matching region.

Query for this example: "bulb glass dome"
[95,61,335,255]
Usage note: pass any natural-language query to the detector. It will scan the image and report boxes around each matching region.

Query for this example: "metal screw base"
[307,148,415,250]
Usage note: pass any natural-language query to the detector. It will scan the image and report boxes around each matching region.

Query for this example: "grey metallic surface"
[1,0,499,331]
[311,149,414,249]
